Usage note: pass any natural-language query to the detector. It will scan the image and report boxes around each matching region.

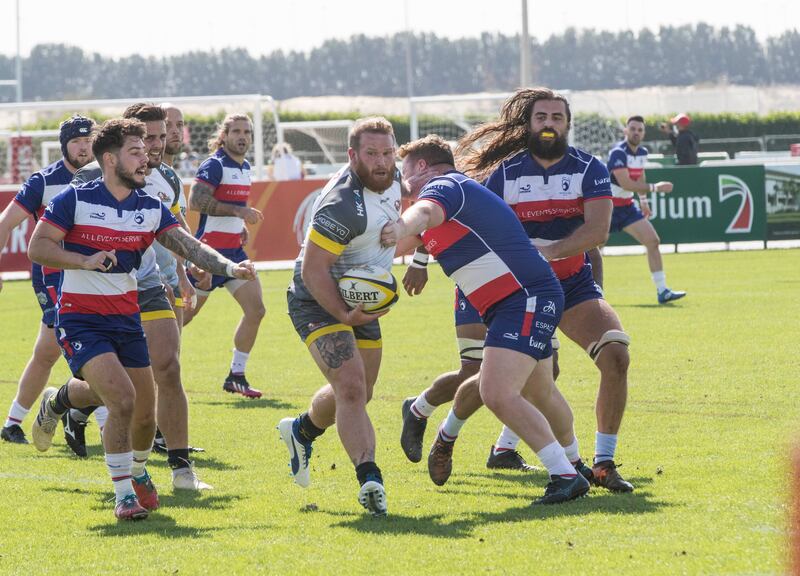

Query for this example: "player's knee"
[33,339,61,366]
[479,383,514,415]
[598,344,630,377]
[458,361,481,380]
[245,301,266,322]
[108,393,136,420]
[336,381,367,406]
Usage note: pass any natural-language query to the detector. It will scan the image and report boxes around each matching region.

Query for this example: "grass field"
[0,249,798,575]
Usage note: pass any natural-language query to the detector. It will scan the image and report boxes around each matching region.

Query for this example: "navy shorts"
[32,283,58,328]
[483,290,564,361]
[561,263,604,311]
[454,286,482,326]
[56,325,150,378]
[610,202,645,233]
[188,247,248,294]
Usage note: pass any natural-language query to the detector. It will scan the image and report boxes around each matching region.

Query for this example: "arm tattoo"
[157,227,230,276]
[190,180,242,217]
[314,331,355,370]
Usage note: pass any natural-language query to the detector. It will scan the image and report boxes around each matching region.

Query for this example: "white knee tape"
[586,330,630,362]
[458,337,484,363]
[551,334,561,351]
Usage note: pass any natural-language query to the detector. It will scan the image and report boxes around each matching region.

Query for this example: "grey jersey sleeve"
[71,161,103,187]
[307,178,368,255]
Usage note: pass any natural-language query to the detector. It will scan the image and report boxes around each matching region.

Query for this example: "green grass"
[0,249,798,575]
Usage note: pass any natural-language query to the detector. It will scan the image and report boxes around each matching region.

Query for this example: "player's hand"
[240,207,263,225]
[189,264,212,290]
[342,303,388,327]
[640,200,652,219]
[380,220,403,248]
[402,266,428,296]
[404,166,440,196]
[240,226,250,247]
[84,250,117,272]
[164,282,176,305]
[655,181,674,193]
[179,274,196,312]
[231,260,256,281]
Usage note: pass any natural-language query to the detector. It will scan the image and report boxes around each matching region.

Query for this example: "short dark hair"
[92,118,146,165]
[627,115,645,125]
[397,135,455,166]
[122,102,166,122]
[349,116,395,150]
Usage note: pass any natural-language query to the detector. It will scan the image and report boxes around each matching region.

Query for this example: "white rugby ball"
[338,265,398,313]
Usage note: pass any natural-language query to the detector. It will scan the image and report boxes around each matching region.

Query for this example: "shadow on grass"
[144,454,240,472]
[88,513,222,539]
[195,397,295,410]
[614,303,671,309]
[326,489,669,539]
[45,485,244,512]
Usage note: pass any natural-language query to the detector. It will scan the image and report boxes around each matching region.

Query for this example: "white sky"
[0,0,796,59]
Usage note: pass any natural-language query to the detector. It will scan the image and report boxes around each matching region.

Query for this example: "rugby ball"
[338,265,398,313]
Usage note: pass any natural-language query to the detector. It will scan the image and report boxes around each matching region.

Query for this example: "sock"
[72,406,97,423]
[49,385,73,415]
[652,270,667,293]
[230,348,250,375]
[168,448,191,470]
[410,392,436,419]
[106,451,134,502]
[4,400,30,428]
[493,426,521,454]
[536,441,576,478]
[131,448,152,479]
[95,406,109,430]
[594,432,618,464]
[562,436,581,463]
[297,412,325,443]
[439,409,465,442]
[355,461,383,486]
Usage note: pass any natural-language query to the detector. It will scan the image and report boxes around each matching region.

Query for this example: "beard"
[67,151,93,170]
[147,150,163,169]
[116,163,145,190]
[354,160,394,192]
[527,129,569,160]
[165,140,182,155]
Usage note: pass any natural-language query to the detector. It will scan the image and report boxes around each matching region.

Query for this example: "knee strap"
[586,330,630,362]
[458,337,484,363]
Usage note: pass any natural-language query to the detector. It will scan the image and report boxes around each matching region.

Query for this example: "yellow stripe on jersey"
[170,204,182,215]
[309,228,346,255]
[305,323,353,348]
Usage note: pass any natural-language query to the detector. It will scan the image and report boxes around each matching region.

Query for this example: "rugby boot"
[114,494,149,521]
[428,434,455,486]
[62,410,88,458]
[572,458,594,482]
[223,371,262,399]
[172,460,213,491]
[1,424,28,444]
[400,397,427,463]
[132,470,160,510]
[657,288,687,304]
[486,446,541,471]
[591,460,634,492]
[31,387,61,452]
[277,417,313,488]
[532,474,590,505]
[358,478,388,517]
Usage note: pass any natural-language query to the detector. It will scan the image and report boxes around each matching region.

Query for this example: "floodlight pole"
[520,0,531,87]
[405,0,418,141]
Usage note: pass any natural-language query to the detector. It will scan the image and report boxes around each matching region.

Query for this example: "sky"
[0,0,796,59]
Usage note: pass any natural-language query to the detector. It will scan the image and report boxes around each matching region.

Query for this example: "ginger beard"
[353,156,394,192]
[527,127,569,160]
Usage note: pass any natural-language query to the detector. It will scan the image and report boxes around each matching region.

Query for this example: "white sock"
[652,270,667,293]
[106,451,134,502]
[410,392,436,419]
[131,448,152,479]
[493,426,521,453]
[230,348,250,375]
[5,400,30,428]
[594,431,618,464]
[536,441,576,477]
[439,409,465,442]
[94,406,109,430]
[562,435,581,463]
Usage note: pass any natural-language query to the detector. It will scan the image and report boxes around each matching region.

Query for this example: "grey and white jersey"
[289,165,402,301]
[142,164,183,289]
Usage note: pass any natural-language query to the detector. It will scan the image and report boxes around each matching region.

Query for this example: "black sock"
[50,385,74,415]
[154,427,165,442]
[76,406,97,418]
[355,461,383,486]
[297,412,325,443]
[168,449,191,470]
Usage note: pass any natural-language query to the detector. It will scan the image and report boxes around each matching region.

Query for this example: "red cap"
[671,113,691,127]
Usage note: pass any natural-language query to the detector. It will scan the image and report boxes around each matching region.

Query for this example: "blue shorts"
[561,263,604,311]
[483,289,563,361]
[187,247,248,293]
[610,202,645,233]
[454,286,482,326]
[56,325,150,378]
[32,283,58,328]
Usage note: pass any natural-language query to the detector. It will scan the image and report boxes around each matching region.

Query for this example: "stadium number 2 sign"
[718,174,753,234]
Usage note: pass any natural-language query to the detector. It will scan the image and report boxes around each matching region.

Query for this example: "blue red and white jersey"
[13,159,74,289]
[40,180,180,332]
[194,148,250,253]
[419,171,558,317]
[607,140,648,206]
[484,146,612,280]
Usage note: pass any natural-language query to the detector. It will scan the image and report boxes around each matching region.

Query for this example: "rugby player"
[607,116,685,303]
[278,117,401,516]
[28,119,254,519]
[382,135,589,504]
[184,114,266,399]
[0,116,95,445]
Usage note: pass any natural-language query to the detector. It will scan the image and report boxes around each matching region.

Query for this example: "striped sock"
[411,393,436,419]
[594,431,618,464]
[4,400,29,428]
[131,448,152,479]
[439,409,465,442]
[106,451,134,502]
[493,426,521,454]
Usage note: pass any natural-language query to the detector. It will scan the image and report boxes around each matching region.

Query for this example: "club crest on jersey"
[561,175,572,191]
[133,212,145,225]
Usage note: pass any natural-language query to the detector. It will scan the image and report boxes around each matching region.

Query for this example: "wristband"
[410,250,429,269]
[649,183,656,193]
[225,261,235,277]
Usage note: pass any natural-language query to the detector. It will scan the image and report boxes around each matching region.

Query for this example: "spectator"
[659,113,699,165]
[269,142,305,180]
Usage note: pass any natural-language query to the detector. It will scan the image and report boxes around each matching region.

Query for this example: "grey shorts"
[287,289,382,349]
[138,285,175,322]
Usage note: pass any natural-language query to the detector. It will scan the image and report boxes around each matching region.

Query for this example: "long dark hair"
[456,87,571,181]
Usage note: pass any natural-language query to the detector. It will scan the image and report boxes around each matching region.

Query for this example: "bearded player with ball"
[279,117,402,517]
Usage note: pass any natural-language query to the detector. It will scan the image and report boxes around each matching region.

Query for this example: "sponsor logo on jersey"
[594,176,611,186]
[529,338,546,350]
[535,320,554,332]
[542,300,557,315]
[314,214,350,239]
[503,332,519,340]
[36,292,49,306]
[520,184,531,193]
[89,212,106,221]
